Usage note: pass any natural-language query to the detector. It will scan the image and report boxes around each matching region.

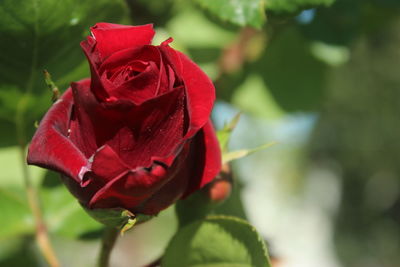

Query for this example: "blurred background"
[1,0,400,266]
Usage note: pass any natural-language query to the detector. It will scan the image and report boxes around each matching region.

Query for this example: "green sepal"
[223,141,276,164]
[82,206,154,234]
[82,207,133,228]
[216,113,241,153]
[120,211,137,236]
[217,113,276,164]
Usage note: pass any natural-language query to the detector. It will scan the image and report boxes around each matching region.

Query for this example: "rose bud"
[205,164,232,204]
[27,23,221,216]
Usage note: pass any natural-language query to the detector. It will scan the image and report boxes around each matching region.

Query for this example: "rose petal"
[107,60,149,85]
[159,44,215,138]
[57,145,130,207]
[97,45,163,103]
[88,143,190,213]
[137,144,192,214]
[98,45,161,75]
[182,120,222,196]
[177,52,216,138]
[106,86,187,169]
[90,145,129,183]
[70,79,123,158]
[88,165,167,211]
[135,170,188,214]
[80,37,110,102]
[70,77,189,170]
[27,89,87,182]
[106,61,161,105]
[91,23,155,61]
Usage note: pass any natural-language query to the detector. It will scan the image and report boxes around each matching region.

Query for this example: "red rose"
[27,23,221,215]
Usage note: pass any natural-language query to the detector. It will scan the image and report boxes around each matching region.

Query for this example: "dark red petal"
[57,146,130,207]
[89,145,129,184]
[105,62,161,105]
[70,78,188,170]
[137,144,191,214]
[107,60,149,85]
[88,165,168,211]
[106,86,187,169]
[182,120,222,196]
[98,45,160,75]
[80,38,110,101]
[93,22,139,30]
[135,170,187,214]
[158,42,183,75]
[95,45,163,103]
[27,89,87,182]
[70,79,122,158]
[88,143,190,213]
[159,44,215,138]
[91,23,155,61]
[177,52,216,138]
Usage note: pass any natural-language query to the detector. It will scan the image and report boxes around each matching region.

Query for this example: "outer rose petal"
[89,145,129,184]
[182,120,222,197]
[70,79,123,158]
[84,120,221,213]
[196,120,222,188]
[136,163,189,214]
[178,52,216,137]
[91,23,155,61]
[137,143,192,214]
[27,89,87,182]
[159,44,215,138]
[88,145,189,213]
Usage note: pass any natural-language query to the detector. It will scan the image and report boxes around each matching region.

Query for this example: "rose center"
[121,66,140,81]
[106,60,152,86]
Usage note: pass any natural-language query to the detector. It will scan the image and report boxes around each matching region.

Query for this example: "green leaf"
[175,190,214,228]
[265,0,335,13]
[0,0,126,145]
[0,146,43,239]
[223,142,276,164]
[0,0,126,89]
[217,113,241,153]
[0,237,40,266]
[0,146,44,188]
[247,27,328,112]
[162,216,271,267]
[231,74,285,118]
[40,183,102,238]
[0,189,33,239]
[0,147,102,239]
[166,7,236,49]
[195,0,266,29]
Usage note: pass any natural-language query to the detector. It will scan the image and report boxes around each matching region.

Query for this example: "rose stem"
[16,101,60,265]
[98,227,119,267]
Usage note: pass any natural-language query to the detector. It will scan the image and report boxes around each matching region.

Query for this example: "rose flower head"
[27,23,221,216]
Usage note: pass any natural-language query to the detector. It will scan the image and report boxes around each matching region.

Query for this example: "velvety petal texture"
[27,22,221,215]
